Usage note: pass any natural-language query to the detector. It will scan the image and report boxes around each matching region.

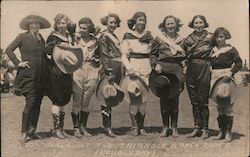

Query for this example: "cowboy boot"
[189,105,201,138]
[51,113,66,139]
[160,112,169,137]
[129,111,139,136]
[59,112,69,138]
[20,112,30,144]
[79,111,92,137]
[101,106,116,138]
[215,115,226,140]
[171,111,179,137]
[28,109,41,139]
[138,112,147,136]
[224,116,233,143]
[71,112,82,138]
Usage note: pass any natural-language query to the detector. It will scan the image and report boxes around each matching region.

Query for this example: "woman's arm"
[231,48,242,74]
[5,34,22,66]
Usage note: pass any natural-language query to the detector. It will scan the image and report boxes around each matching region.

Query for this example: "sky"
[1,0,249,66]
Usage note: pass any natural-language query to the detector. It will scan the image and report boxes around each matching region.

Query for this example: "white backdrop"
[1,0,249,65]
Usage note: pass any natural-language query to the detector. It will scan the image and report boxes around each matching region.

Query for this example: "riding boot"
[160,112,169,137]
[79,111,92,137]
[137,112,147,136]
[171,111,179,137]
[29,109,41,139]
[21,112,30,144]
[101,106,116,138]
[51,113,66,139]
[71,112,82,138]
[215,115,226,140]
[59,112,69,138]
[224,116,233,143]
[129,111,139,136]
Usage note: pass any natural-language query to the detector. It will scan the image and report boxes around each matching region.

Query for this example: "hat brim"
[53,45,83,74]
[210,76,237,105]
[19,15,51,30]
[120,74,149,104]
[149,71,180,98]
[96,76,124,107]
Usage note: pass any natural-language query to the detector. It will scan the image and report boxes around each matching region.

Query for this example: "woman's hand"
[155,64,162,74]
[18,61,30,68]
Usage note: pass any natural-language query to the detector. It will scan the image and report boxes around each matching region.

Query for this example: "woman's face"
[79,23,89,36]
[165,17,177,33]
[216,33,226,47]
[57,18,68,33]
[193,17,205,33]
[29,21,40,33]
[107,17,118,33]
[135,16,146,32]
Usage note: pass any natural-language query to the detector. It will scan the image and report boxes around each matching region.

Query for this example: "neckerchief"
[211,46,233,58]
[78,36,97,61]
[158,32,185,55]
[102,31,120,49]
[123,30,154,44]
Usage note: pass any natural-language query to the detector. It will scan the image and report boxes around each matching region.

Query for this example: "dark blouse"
[211,46,242,74]
[184,30,213,61]
[98,32,123,84]
[45,32,72,106]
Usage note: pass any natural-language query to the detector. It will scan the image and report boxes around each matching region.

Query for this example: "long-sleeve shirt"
[184,30,213,61]
[211,46,242,74]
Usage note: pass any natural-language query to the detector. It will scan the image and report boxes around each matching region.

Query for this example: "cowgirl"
[121,12,154,136]
[210,27,242,142]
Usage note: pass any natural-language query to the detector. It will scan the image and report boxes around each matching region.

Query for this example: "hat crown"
[61,51,78,66]
[127,82,141,96]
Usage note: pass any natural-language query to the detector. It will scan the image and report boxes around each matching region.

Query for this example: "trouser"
[22,88,45,133]
[186,60,211,130]
[192,105,209,129]
[160,94,179,128]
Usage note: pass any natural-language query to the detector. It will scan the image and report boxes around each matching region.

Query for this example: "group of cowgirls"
[5,11,242,145]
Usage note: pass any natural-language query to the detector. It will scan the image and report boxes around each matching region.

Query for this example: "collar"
[212,45,233,58]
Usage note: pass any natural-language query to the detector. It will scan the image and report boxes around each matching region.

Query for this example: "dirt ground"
[1,85,249,157]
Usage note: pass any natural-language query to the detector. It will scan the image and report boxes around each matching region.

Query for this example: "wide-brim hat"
[120,74,149,104]
[210,76,237,106]
[19,15,51,30]
[53,44,83,74]
[149,71,180,98]
[96,76,124,107]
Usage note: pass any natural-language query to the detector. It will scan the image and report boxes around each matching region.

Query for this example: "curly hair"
[211,27,232,46]
[188,15,209,29]
[101,13,121,27]
[53,13,71,31]
[78,17,95,34]
[158,15,183,32]
[127,11,147,30]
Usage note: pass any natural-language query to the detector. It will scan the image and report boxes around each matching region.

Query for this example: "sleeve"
[99,35,113,72]
[150,37,160,69]
[231,48,242,74]
[120,39,132,71]
[5,34,22,66]
[45,35,58,55]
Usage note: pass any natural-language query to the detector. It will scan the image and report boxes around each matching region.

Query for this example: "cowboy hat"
[19,15,51,30]
[120,74,149,104]
[210,76,237,106]
[96,76,124,107]
[149,71,180,98]
[53,44,83,74]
